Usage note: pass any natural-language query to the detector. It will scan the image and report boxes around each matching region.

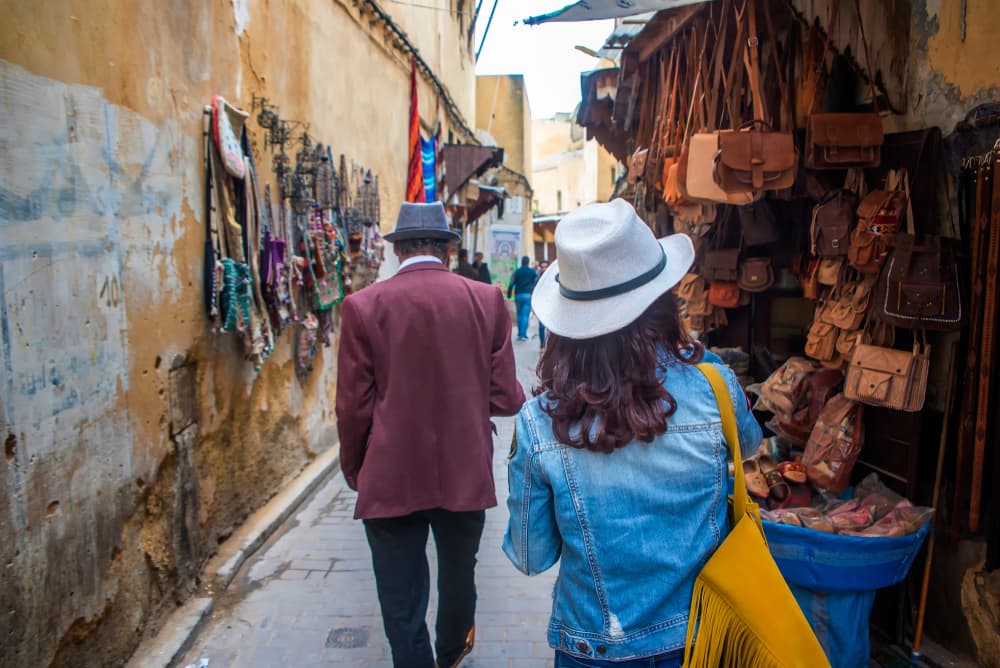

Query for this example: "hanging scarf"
[421,134,437,201]
[405,57,426,203]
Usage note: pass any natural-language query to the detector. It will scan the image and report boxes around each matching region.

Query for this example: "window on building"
[557,190,563,211]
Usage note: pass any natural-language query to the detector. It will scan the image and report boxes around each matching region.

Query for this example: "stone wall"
[0,1,475,666]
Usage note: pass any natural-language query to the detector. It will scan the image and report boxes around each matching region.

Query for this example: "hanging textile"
[421,133,437,201]
[406,57,426,203]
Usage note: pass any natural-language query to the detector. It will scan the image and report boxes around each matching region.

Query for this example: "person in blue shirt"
[504,200,761,667]
[506,255,538,341]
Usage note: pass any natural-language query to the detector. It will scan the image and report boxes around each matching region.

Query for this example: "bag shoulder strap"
[696,363,750,523]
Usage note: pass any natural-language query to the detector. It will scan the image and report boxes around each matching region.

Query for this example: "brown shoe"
[436,625,475,668]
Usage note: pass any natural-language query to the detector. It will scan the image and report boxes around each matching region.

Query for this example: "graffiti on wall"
[0,59,194,507]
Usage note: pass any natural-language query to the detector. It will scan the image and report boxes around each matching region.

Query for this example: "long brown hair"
[535,291,702,453]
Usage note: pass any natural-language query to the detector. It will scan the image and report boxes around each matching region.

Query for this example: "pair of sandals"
[743,455,810,507]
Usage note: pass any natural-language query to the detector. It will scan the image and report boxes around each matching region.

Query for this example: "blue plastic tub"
[762,520,931,668]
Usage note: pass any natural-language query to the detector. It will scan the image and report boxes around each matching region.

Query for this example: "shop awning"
[441,144,504,197]
[524,0,711,25]
[463,184,506,225]
[576,68,630,162]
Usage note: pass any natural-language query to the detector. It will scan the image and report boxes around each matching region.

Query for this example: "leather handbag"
[873,234,962,331]
[802,393,864,494]
[811,189,859,257]
[683,364,830,668]
[738,257,774,292]
[806,113,883,169]
[715,121,797,193]
[709,281,742,309]
[738,201,779,246]
[844,340,931,412]
[703,248,740,282]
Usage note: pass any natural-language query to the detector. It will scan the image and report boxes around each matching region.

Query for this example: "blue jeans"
[554,649,683,668]
[515,293,531,339]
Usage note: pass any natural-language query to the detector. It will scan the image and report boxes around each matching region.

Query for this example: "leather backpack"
[849,170,910,273]
[873,234,962,331]
[811,189,858,257]
[805,319,838,362]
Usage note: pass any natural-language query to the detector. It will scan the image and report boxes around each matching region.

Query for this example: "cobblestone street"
[181,332,555,667]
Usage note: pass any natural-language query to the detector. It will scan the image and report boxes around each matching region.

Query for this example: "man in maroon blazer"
[336,201,525,668]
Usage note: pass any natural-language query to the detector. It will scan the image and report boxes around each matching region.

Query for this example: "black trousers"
[364,509,486,668]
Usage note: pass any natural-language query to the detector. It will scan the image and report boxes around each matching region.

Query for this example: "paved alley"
[180,331,555,668]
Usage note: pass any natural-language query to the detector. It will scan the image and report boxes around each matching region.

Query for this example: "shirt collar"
[398,255,444,271]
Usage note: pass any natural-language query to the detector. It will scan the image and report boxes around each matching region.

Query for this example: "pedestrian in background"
[473,251,492,284]
[536,260,549,348]
[503,200,760,667]
[454,248,479,280]
[506,255,537,341]
[337,202,525,668]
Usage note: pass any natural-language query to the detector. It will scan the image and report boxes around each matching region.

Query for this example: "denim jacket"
[503,352,761,661]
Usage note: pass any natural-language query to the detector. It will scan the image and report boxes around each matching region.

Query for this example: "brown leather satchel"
[715,121,797,193]
[802,394,864,494]
[844,340,930,412]
[708,281,742,309]
[805,113,883,170]
[738,257,774,293]
[805,320,838,362]
[811,189,859,257]
[703,248,740,282]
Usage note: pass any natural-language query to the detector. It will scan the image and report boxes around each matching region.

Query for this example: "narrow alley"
[179,335,554,668]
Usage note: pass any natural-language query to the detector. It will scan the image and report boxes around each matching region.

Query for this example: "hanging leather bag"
[715,121,797,193]
[802,394,864,494]
[816,257,844,287]
[678,273,713,316]
[848,174,907,274]
[703,248,740,282]
[712,1,797,195]
[811,189,859,257]
[737,200,780,246]
[873,234,962,331]
[738,257,774,292]
[805,319,839,362]
[804,1,884,170]
[844,339,931,412]
[709,280,742,309]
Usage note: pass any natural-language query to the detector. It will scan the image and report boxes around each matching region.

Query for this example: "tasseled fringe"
[683,579,782,668]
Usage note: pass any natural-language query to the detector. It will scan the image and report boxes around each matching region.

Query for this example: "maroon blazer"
[335,261,525,519]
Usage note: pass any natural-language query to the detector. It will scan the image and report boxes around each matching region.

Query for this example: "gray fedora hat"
[384,201,461,242]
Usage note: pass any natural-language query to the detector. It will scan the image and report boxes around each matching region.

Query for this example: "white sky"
[474,1,614,119]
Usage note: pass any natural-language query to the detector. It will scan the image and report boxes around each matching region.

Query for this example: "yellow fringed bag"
[684,364,830,668]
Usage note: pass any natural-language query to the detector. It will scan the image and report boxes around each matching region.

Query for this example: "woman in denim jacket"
[503,200,761,667]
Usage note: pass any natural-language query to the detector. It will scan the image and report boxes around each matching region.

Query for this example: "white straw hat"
[531,199,695,340]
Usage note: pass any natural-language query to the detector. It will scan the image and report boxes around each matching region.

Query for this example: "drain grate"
[325,626,369,648]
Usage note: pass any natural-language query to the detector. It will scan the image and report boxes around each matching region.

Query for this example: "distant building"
[531,113,619,261]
